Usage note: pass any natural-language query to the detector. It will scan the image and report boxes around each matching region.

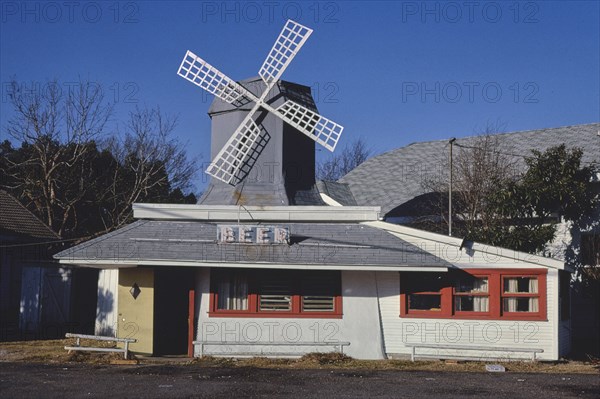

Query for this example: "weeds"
[299,352,353,365]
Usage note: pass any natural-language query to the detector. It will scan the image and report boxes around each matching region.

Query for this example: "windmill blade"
[178,50,253,104]
[206,114,263,185]
[276,101,343,152]
[259,20,313,84]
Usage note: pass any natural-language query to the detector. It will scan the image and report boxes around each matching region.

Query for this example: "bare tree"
[3,79,113,236]
[317,138,372,181]
[99,106,198,233]
[421,122,519,236]
[2,81,198,239]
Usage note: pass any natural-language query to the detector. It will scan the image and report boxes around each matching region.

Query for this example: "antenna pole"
[448,138,456,236]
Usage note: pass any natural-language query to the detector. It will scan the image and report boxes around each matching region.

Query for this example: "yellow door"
[118,268,154,355]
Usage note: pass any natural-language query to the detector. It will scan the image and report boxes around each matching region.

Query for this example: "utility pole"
[448,138,456,236]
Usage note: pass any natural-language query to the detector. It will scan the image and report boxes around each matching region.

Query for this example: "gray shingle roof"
[54,220,451,268]
[0,190,59,241]
[340,123,600,216]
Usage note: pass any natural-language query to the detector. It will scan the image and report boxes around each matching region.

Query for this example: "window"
[259,274,292,312]
[210,269,342,318]
[406,273,446,313]
[301,275,337,312]
[216,270,248,311]
[502,276,539,313]
[454,276,489,314]
[400,269,547,320]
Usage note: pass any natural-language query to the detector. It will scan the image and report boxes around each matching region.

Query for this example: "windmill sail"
[178,50,251,104]
[259,20,313,84]
[276,101,343,152]
[206,114,263,185]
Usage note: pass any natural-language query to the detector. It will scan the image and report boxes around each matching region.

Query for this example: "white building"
[56,203,570,360]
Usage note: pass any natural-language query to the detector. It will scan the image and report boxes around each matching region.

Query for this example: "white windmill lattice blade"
[178,50,249,104]
[206,116,262,185]
[259,20,313,84]
[276,101,343,152]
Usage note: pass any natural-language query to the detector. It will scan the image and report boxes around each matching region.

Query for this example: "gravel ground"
[1,362,598,398]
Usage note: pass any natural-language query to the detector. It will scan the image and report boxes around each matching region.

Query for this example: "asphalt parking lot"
[1,362,598,398]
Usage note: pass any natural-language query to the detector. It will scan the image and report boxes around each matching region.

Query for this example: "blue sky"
[1,1,599,193]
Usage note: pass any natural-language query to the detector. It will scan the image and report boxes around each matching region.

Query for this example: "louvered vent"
[302,296,334,312]
[259,279,292,311]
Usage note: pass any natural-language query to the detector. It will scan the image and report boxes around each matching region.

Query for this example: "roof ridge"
[342,122,600,177]
[407,121,600,148]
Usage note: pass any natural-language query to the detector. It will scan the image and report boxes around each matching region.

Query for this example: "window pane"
[409,294,441,311]
[259,278,292,311]
[455,296,489,312]
[503,297,539,312]
[302,296,334,312]
[406,273,447,293]
[217,272,248,310]
[456,277,488,293]
[504,277,538,293]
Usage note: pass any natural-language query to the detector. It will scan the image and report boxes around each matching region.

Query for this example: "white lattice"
[177,50,246,104]
[206,116,262,184]
[178,20,345,185]
[276,101,343,151]
[259,20,313,84]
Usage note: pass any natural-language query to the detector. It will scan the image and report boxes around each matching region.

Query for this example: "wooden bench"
[64,333,137,359]
[193,341,351,357]
[404,343,544,362]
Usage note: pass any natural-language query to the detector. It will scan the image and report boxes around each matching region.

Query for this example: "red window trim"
[209,269,343,319]
[453,273,492,318]
[400,269,547,321]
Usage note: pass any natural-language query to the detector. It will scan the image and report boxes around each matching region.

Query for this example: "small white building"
[56,203,571,360]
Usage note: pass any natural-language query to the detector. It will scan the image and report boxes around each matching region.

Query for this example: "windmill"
[177,20,344,187]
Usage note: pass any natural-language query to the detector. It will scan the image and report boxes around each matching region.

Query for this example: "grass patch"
[0,338,133,364]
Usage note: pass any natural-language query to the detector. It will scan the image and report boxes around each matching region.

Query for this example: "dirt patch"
[2,340,598,374]
[188,353,599,374]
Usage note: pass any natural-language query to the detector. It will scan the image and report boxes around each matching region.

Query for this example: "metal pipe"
[449,138,456,236]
